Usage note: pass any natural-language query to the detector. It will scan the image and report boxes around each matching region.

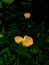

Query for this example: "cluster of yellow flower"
[14,35,34,47]
[14,13,32,47]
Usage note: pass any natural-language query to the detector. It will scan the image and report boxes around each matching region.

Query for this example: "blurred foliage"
[0,0,49,65]
[2,0,13,4]
[0,1,2,8]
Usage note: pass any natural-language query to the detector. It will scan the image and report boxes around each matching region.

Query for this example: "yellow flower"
[24,13,31,19]
[22,35,34,47]
[14,36,23,44]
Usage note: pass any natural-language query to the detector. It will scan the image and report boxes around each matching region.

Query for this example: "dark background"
[0,0,49,65]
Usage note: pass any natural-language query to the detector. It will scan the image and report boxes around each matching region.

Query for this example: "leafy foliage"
[0,0,49,65]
